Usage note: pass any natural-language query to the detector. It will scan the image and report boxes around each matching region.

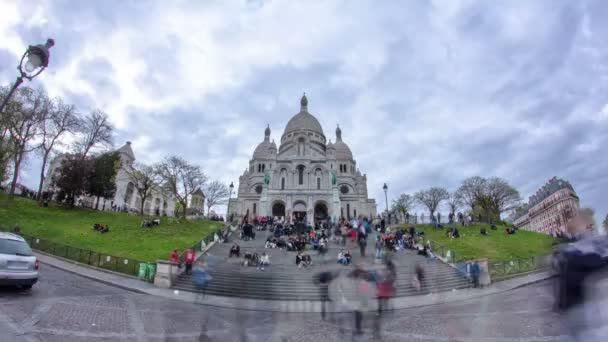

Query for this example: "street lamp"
[226,181,234,223]
[0,39,55,114]
[383,183,388,214]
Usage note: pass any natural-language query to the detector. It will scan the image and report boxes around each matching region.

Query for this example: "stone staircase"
[172,231,472,301]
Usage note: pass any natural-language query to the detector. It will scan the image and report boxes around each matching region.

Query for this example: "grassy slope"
[394,223,559,261]
[0,194,221,261]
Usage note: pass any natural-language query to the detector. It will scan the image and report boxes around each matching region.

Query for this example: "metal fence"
[428,239,462,264]
[178,226,227,261]
[17,233,150,278]
[489,255,552,281]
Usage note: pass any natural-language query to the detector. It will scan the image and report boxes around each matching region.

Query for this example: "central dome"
[282,94,325,138]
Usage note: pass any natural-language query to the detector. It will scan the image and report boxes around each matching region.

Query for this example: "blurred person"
[550,217,608,341]
[184,248,196,275]
[414,263,425,292]
[192,260,211,299]
[358,231,368,257]
[314,267,335,320]
[169,249,180,265]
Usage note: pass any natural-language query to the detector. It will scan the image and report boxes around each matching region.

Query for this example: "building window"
[317,178,321,190]
[253,203,257,215]
[262,164,265,172]
[347,203,350,219]
[340,185,349,194]
[298,165,305,185]
[354,209,357,218]
[255,185,263,194]
[281,177,285,190]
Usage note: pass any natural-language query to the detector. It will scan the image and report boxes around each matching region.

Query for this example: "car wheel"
[20,284,33,290]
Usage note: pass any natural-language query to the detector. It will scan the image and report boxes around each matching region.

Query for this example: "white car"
[0,232,39,289]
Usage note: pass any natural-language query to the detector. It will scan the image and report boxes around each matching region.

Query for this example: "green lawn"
[0,194,222,262]
[394,223,560,262]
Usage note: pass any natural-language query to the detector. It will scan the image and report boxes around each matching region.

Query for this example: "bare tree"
[455,176,487,212]
[414,187,449,217]
[484,177,521,215]
[5,87,48,200]
[447,191,463,216]
[391,193,415,216]
[125,163,162,216]
[74,109,113,157]
[156,156,207,218]
[36,98,81,199]
[204,180,230,214]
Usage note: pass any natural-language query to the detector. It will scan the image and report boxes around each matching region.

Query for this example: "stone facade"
[228,95,377,224]
[42,142,177,216]
[513,177,580,235]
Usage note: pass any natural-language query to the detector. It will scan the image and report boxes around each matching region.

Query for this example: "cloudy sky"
[1,0,607,223]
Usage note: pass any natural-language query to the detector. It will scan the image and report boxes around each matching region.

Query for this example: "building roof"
[192,188,205,197]
[116,141,135,160]
[528,177,576,208]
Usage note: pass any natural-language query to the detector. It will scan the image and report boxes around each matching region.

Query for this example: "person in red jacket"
[170,249,179,264]
[185,249,196,275]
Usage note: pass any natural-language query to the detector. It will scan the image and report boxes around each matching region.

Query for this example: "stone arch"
[271,200,286,218]
[314,201,329,221]
[292,200,307,223]
[124,182,135,205]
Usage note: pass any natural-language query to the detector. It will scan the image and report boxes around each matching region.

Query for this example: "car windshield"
[0,239,33,256]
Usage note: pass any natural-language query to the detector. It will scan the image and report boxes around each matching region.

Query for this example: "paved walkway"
[4,263,608,341]
[34,250,553,313]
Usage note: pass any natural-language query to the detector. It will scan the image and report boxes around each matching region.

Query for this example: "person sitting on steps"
[229,243,240,258]
[257,252,270,271]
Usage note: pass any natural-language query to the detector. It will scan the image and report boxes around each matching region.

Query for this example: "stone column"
[331,185,341,220]
[154,260,177,288]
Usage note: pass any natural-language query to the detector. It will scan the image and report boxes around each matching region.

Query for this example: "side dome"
[334,141,353,160]
[253,141,275,159]
[253,125,276,159]
[333,125,352,160]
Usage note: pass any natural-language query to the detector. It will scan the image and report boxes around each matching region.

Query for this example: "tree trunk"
[8,149,24,201]
[102,199,106,210]
[37,150,50,201]
[95,196,100,210]
[182,201,188,219]
[140,200,145,216]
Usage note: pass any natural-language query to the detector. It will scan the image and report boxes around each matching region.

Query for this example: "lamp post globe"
[0,38,55,114]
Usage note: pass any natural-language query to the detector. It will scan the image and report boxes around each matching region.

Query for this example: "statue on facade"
[331,171,337,185]
[264,172,270,185]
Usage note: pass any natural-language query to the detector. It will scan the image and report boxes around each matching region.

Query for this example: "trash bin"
[146,263,156,282]
[138,263,147,280]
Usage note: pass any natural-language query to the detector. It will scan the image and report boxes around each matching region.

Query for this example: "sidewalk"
[35,251,553,313]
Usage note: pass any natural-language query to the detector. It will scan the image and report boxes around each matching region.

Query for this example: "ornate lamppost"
[383,183,388,215]
[226,181,234,223]
[0,39,55,114]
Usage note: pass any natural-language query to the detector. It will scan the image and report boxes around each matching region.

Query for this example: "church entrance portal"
[314,202,328,221]
[272,202,285,218]
[292,201,307,223]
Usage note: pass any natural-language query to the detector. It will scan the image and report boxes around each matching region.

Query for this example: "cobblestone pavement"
[1,266,606,341]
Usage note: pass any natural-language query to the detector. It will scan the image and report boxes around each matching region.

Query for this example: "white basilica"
[228,94,377,224]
